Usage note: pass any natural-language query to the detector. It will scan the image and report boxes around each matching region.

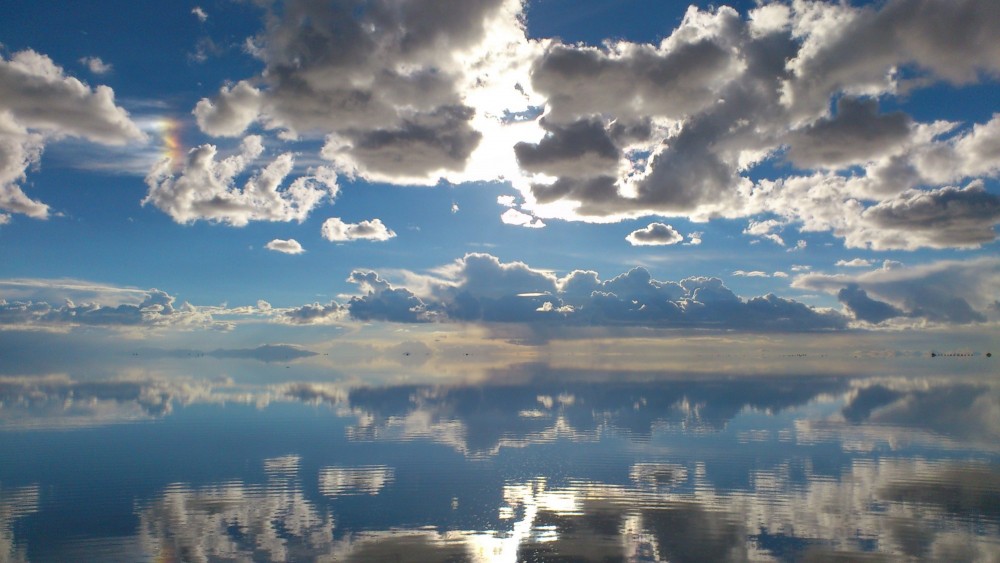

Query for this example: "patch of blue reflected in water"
[1,367,999,561]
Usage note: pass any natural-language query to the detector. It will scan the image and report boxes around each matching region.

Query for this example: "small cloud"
[626,222,683,246]
[882,260,903,270]
[791,264,811,272]
[744,220,785,246]
[265,238,305,254]
[836,258,873,268]
[321,217,396,242]
[451,202,459,214]
[497,195,517,207]
[788,240,807,252]
[501,208,545,228]
[733,270,769,278]
[685,231,703,245]
[773,271,789,278]
[192,6,208,22]
[79,56,112,74]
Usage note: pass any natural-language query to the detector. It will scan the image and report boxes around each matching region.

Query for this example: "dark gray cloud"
[859,182,1000,249]
[784,97,913,169]
[837,284,905,324]
[529,18,742,123]
[346,271,433,323]
[514,118,620,178]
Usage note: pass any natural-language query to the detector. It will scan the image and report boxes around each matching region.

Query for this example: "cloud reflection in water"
[1,369,999,561]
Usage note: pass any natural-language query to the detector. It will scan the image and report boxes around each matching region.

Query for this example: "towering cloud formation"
[795,257,1000,326]
[339,253,846,331]
[0,50,144,220]
[517,1,1000,234]
[193,0,535,185]
[182,0,1000,249]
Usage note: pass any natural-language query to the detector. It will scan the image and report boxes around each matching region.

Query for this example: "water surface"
[1,363,998,561]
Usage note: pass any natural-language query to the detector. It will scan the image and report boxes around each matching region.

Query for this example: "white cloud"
[501,208,545,228]
[194,0,540,185]
[192,81,262,138]
[0,49,144,219]
[0,287,226,331]
[321,217,396,242]
[144,136,338,226]
[265,238,305,254]
[79,56,112,75]
[794,257,1000,326]
[625,223,683,246]
[733,270,769,278]
[176,0,1000,252]
[191,6,208,22]
[836,258,873,268]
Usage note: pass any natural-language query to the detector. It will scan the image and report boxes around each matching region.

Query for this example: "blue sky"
[0,0,998,360]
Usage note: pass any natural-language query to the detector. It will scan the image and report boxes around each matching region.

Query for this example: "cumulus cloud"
[500,208,545,228]
[795,257,1000,325]
[743,219,786,246]
[0,288,225,330]
[837,284,906,324]
[280,301,345,325]
[346,271,432,323]
[502,1,1000,250]
[265,238,305,254]
[857,181,1000,250]
[0,49,144,219]
[836,258,873,268]
[79,56,112,75]
[321,217,396,242]
[143,135,338,226]
[330,253,845,332]
[783,97,913,169]
[626,223,683,246]
[176,0,1000,250]
[193,0,537,185]
[191,6,208,22]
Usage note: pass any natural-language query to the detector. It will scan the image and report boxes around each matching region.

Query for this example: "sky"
[0,0,998,367]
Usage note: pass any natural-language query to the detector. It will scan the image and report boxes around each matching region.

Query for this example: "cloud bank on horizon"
[0,0,998,340]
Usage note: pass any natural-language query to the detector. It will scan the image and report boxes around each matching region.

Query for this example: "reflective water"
[2,364,999,561]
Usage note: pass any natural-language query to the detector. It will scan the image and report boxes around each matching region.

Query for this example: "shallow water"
[2,365,999,561]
